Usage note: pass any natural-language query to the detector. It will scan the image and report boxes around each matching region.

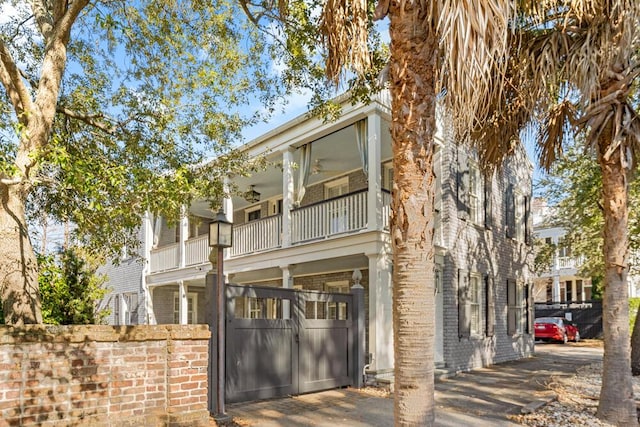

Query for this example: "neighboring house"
[531,198,594,303]
[532,198,639,302]
[100,92,535,378]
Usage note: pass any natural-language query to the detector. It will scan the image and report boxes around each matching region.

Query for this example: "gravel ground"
[513,362,640,427]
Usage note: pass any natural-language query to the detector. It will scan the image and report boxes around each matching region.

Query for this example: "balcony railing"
[382,190,391,230]
[230,214,282,257]
[185,235,209,266]
[558,256,584,270]
[150,190,390,273]
[291,190,367,243]
[150,243,179,272]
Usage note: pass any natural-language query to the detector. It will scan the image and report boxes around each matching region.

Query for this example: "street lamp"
[209,209,232,421]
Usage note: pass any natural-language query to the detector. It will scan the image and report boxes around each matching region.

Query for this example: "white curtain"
[355,119,368,178]
[152,215,162,248]
[294,143,312,206]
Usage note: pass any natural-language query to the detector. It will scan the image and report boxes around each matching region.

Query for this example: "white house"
[531,198,594,303]
[100,92,535,378]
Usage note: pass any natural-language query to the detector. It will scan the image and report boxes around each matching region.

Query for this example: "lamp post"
[209,209,232,421]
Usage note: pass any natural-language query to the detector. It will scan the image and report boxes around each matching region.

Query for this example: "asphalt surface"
[223,341,604,426]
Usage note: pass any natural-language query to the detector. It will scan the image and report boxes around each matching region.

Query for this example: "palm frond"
[320,0,370,84]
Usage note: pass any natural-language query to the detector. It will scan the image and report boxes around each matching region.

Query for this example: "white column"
[367,115,382,231]
[178,280,188,324]
[281,265,292,319]
[223,177,233,262]
[281,265,292,289]
[366,251,393,372]
[552,236,561,303]
[179,207,189,268]
[282,148,294,247]
[142,212,156,324]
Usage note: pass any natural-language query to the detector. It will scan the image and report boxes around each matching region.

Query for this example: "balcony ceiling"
[190,121,392,218]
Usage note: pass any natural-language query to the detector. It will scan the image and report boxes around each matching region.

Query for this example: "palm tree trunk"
[630,312,640,375]
[0,184,42,325]
[388,3,438,425]
[596,130,637,425]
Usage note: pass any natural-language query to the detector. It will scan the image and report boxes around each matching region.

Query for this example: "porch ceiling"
[190,121,392,218]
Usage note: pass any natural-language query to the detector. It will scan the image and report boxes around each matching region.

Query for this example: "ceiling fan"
[311,159,341,175]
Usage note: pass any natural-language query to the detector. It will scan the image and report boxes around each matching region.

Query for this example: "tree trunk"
[388,3,438,425]
[596,131,637,425]
[630,311,640,375]
[0,184,42,325]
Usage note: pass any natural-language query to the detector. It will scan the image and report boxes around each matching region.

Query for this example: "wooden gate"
[224,284,364,403]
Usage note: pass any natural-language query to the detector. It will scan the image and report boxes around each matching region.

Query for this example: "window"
[114,292,139,325]
[173,292,198,324]
[469,162,484,225]
[269,199,283,215]
[324,177,349,199]
[245,206,261,222]
[382,162,394,191]
[507,280,525,335]
[458,270,483,338]
[470,274,482,335]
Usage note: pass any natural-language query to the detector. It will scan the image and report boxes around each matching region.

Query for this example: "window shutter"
[457,147,470,219]
[485,275,495,337]
[484,173,492,229]
[130,293,139,324]
[507,279,516,335]
[526,283,534,334]
[114,294,121,325]
[524,195,532,245]
[505,184,515,238]
[458,269,471,338]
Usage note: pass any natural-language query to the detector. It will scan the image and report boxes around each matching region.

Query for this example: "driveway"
[221,341,603,426]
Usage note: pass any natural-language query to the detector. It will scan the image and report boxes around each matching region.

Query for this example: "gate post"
[351,284,366,388]
[205,271,218,415]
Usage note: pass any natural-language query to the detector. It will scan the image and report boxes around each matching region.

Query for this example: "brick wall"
[438,131,535,371]
[0,325,211,427]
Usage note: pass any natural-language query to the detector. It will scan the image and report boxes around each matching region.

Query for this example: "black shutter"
[114,295,121,326]
[505,184,515,238]
[457,147,469,219]
[485,275,495,337]
[484,173,493,229]
[507,279,516,335]
[524,195,532,245]
[526,283,534,334]
[130,293,139,324]
[458,269,471,338]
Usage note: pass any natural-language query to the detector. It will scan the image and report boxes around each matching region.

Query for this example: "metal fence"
[534,301,603,339]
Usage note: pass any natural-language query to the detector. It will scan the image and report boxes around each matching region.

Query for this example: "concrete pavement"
[223,341,603,426]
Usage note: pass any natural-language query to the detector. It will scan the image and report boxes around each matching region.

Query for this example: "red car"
[534,317,580,343]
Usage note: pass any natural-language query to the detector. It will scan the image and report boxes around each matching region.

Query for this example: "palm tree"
[458,2,640,424]
[321,1,514,424]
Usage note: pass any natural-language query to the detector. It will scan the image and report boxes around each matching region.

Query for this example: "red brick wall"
[0,325,210,427]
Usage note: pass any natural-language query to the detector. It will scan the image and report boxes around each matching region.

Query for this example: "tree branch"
[31,0,54,39]
[0,40,34,121]
[57,107,117,135]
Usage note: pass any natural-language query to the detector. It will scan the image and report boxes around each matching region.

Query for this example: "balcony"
[558,256,584,270]
[150,190,391,273]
